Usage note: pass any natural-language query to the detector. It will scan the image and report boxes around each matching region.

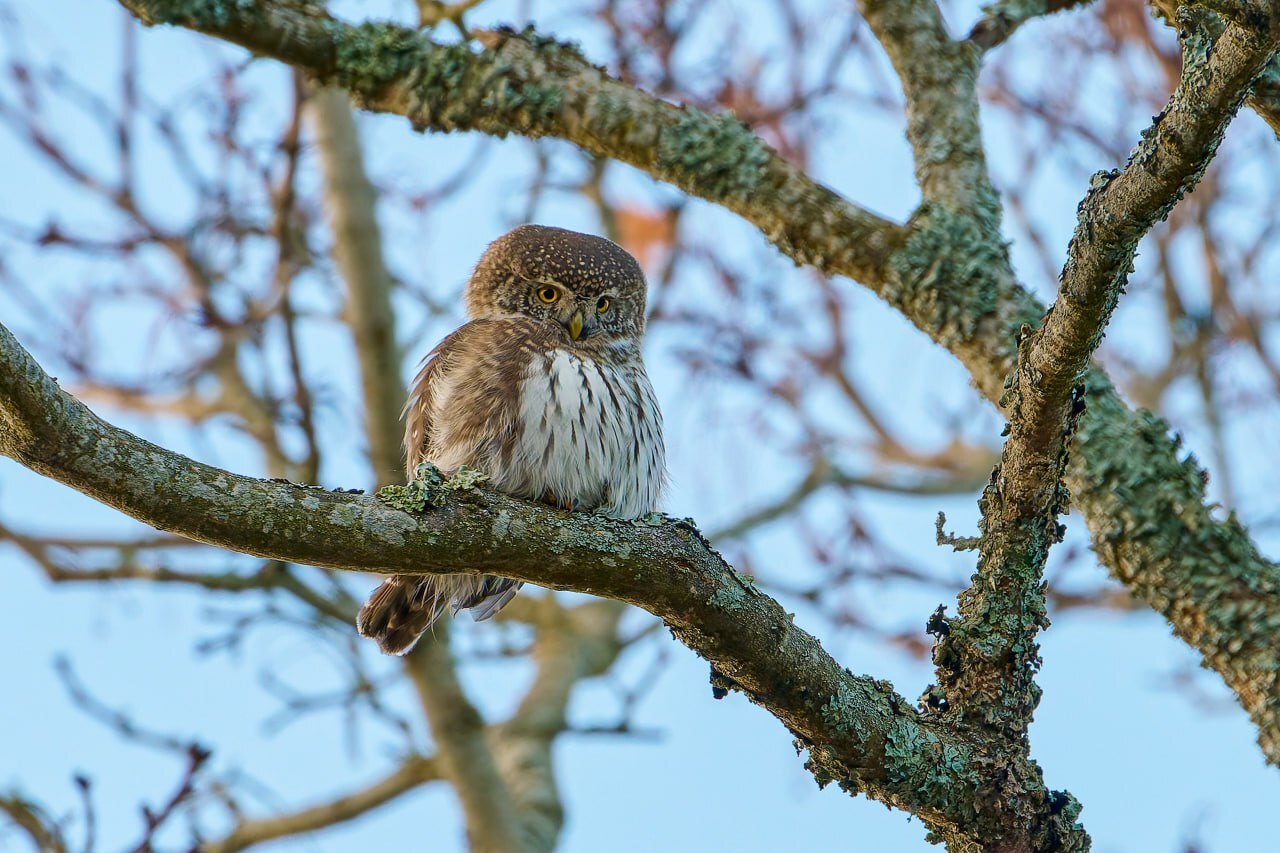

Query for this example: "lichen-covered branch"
[117,0,903,284]
[0,319,1085,849]
[1148,0,1280,138]
[1053,20,1275,392]
[934,14,1274,749]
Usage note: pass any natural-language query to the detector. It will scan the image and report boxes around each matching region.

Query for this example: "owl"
[357,225,666,654]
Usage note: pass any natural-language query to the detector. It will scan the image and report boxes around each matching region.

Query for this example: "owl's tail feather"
[461,577,524,622]
[357,574,524,654]
[357,576,451,655]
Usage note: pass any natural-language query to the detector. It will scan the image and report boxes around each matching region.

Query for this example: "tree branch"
[934,13,1275,744]
[199,756,440,853]
[401,638,530,853]
[492,599,627,852]
[116,0,903,284]
[0,319,1086,849]
[1148,0,1280,139]
[855,0,995,210]
[0,795,68,853]
[967,0,1095,50]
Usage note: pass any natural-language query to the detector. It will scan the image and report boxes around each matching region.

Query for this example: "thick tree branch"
[1051,20,1275,397]
[935,14,1276,744]
[116,0,903,284]
[0,319,1085,849]
[1149,0,1280,138]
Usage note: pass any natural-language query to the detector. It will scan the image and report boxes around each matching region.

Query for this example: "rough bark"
[936,12,1278,734]
[1150,0,1280,138]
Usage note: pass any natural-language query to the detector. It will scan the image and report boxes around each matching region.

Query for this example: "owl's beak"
[567,311,585,341]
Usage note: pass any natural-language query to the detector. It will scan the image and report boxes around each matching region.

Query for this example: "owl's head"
[466,225,648,346]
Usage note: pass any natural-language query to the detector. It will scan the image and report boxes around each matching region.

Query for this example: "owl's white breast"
[502,347,664,518]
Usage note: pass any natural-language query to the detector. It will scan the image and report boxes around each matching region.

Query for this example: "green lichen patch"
[393,34,568,137]
[145,0,258,28]
[332,20,430,100]
[819,680,860,734]
[656,110,770,204]
[883,717,983,830]
[410,461,447,486]
[443,465,489,491]
[375,483,429,513]
[376,462,449,512]
[486,68,566,134]
[886,202,1001,347]
[707,581,745,610]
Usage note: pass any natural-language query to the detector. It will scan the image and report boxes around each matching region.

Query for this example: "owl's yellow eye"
[536,287,559,304]
[596,297,610,314]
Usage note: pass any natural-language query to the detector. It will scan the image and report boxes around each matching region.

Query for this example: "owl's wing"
[362,318,539,654]
[402,317,541,479]
[401,330,453,478]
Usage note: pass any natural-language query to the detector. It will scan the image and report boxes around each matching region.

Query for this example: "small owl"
[358,225,666,654]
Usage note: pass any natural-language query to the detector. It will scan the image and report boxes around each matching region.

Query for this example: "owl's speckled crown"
[465,224,646,321]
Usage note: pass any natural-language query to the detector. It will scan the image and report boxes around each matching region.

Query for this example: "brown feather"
[356,576,449,655]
